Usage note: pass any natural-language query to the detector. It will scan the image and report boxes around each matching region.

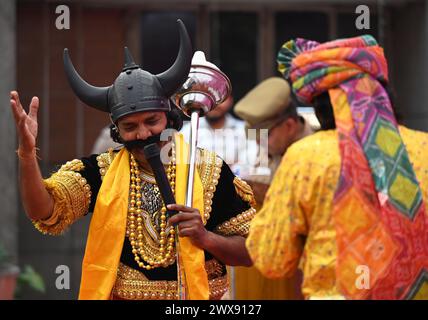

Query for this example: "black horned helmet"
[63,19,192,123]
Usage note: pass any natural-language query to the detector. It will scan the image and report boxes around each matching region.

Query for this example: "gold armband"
[32,159,91,235]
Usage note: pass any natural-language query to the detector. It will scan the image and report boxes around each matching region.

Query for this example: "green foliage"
[15,265,46,298]
[0,242,45,298]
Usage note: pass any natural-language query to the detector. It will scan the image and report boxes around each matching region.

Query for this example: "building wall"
[390,1,428,131]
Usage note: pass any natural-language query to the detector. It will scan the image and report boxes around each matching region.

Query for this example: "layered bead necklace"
[127,143,177,270]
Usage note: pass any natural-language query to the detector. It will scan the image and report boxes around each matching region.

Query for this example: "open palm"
[10,91,39,153]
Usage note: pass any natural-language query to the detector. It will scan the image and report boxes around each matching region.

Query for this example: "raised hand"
[10,91,39,157]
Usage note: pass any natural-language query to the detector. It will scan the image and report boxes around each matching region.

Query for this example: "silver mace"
[175,51,232,208]
[174,51,231,299]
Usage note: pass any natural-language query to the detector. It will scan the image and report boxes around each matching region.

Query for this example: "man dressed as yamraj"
[10,20,255,300]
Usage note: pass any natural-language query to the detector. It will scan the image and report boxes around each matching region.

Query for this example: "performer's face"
[117,111,168,163]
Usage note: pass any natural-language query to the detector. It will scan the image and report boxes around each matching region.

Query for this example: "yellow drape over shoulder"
[78,133,209,300]
[79,148,129,300]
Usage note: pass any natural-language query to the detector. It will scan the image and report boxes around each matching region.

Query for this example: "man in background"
[234,77,315,204]
[91,124,122,154]
[232,77,316,300]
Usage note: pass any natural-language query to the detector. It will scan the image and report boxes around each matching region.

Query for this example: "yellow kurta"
[246,126,428,299]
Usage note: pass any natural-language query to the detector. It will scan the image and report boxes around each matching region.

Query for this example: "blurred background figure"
[235,77,316,204]
[181,95,253,175]
[91,124,122,154]
[233,76,315,300]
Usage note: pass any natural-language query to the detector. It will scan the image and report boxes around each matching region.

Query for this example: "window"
[140,12,197,74]
[210,11,258,102]
[274,11,329,73]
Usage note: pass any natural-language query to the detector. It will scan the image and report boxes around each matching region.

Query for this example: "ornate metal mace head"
[174,51,232,117]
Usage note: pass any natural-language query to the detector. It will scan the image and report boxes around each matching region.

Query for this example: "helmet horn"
[156,19,192,97]
[63,48,110,112]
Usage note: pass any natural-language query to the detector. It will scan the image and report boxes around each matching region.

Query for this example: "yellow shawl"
[78,133,209,299]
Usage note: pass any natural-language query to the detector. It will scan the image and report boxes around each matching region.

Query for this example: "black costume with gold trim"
[33,147,256,299]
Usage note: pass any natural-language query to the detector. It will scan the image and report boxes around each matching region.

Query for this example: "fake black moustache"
[122,134,162,150]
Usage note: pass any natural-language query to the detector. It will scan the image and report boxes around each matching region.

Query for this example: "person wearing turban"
[246,35,428,299]
[10,20,254,300]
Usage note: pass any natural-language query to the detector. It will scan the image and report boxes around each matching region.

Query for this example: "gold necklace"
[127,144,176,270]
